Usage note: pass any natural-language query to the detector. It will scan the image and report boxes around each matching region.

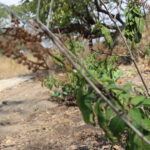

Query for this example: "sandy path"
[0,80,60,149]
[0,77,123,150]
[0,75,33,92]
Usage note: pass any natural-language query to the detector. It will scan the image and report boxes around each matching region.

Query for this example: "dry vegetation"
[0,21,61,80]
[0,54,31,79]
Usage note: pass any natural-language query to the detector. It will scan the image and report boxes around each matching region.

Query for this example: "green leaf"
[128,108,144,129]
[119,93,131,102]
[136,17,144,33]
[123,83,133,91]
[76,88,95,125]
[127,132,150,150]
[134,31,142,43]
[128,108,143,120]
[94,101,117,142]
[100,78,115,84]
[133,134,150,150]
[130,96,145,105]
[84,92,95,108]
[50,91,63,98]
[142,99,150,107]
[109,116,126,136]
[101,25,114,48]
[92,23,102,36]
[94,100,105,123]
[141,119,150,132]
[107,86,123,92]
[133,8,140,16]
[105,108,115,120]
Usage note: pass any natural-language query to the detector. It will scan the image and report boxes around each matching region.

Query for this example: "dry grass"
[0,54,31,79]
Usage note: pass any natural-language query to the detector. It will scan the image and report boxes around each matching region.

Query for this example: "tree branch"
[94,0,124,25]
[46,0,54,28]
[36,0,41,19]
[51,23,122,39]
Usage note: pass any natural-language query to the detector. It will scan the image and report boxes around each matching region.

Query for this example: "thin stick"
[100,0,150,96]
[47,0,54,28]
[92,48,130,57]
[36,0,41,19]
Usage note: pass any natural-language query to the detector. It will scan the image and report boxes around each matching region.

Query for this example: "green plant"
[67,39,85,54]
[20,0,125,48]
[76,78,150,150]
[124,1,145,46]
[86,53,121,82]
[44,39,150,149]
[92,23,114,48]
[144,44,150,57]
[44,76,59,89]
[50,90,64,98]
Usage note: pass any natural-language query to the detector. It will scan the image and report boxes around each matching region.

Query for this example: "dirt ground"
[0,79,120,150]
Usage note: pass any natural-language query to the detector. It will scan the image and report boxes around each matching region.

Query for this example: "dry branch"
[47,0,54,28]
[36,0,41,19]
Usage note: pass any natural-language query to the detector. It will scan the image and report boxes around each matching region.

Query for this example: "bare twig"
[36,0,41,19]
[92,48,130,57]
[47,0,54,28]
[100,0,150,97]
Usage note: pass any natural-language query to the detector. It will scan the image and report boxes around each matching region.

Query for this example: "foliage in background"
[124,1,145,46]
[44,39,150,150]
[20,0,126,46]
[0,6,9,28]
[144,44,150,57]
